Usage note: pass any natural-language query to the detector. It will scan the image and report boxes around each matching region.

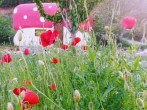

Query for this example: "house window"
[35,29,46,37]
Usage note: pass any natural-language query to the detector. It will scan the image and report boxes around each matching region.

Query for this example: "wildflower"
[73,90,81,103]
[81,45,88,51]
[120,16,137,30]
[8,102,13,110]
[23,48,30,56]
[24,80,31,86]
[50,83,56,90]
[1,53,12,64]
[51,57,59,64]
[71,37,81,46]
[40,30,58,47]
[22,90,39,109]
[38,60,45,66]
[13,87,26,96]
[61,44,68,50]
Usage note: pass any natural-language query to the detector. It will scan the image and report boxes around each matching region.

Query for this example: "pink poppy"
[23,49,30,56]
[40,30,58,47]
[1,53,12,64]
[120,16,137,30]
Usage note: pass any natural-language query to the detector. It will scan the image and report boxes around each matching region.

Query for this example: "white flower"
[8,102,13,110]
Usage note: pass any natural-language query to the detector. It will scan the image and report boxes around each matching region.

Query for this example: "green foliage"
[0,40,147,109]
[34,0,103,32]
[0,16,15,43]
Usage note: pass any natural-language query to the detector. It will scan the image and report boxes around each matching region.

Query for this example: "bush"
[0,16,15,44]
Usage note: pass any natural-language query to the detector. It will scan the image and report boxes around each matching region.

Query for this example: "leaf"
[88,50,95,62]
[133,56,140,71]
[101,87,115,102]
[75,73,85,81]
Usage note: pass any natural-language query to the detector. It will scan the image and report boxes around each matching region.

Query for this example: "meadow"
[0,33,147,110]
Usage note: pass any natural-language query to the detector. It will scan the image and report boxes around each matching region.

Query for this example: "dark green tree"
[0,0,33,8]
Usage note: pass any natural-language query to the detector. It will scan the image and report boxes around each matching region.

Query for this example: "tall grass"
[0,34,147,110]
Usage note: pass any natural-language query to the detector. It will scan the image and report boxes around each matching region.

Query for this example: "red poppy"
[81,45,88,51]
[1,53,12,64]
[61,44,68,50]
[24,80,31,86]
[40,30,58,47]
[71,37,81,46]
[50,84,56,90]
[13,87,26,96]
[23,49,30,56]
[120,16,137,30]
[51,57,59,64]
[22,90,39,105]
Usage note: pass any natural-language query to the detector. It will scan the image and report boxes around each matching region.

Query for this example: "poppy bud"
[73,90,81,103]
[23,49,30,56]
[136,98,144,109]
[8,102,13,110]
[18,32,22,42]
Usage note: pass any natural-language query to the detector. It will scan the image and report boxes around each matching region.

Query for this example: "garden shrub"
[0,16,15,44]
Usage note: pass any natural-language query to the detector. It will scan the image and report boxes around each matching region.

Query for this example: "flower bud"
[136,98,144,109]
[73,90,81,103]
[8,102,13,110]
[18,32,22,42]
[20,90,25,100]
[88,102,94,110]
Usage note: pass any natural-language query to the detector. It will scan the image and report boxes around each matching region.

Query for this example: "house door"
[54,22,63,45]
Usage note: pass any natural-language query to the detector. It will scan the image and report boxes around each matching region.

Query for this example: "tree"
[0,0,33,8]
[34,0,103,34]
